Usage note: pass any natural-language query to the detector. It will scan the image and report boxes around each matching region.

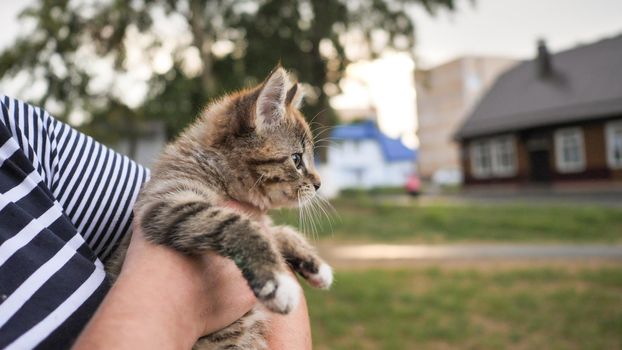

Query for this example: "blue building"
[320,121,416,196]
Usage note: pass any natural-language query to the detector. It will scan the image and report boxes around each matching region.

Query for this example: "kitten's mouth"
[297,188,316,206]
[268,190,302,209]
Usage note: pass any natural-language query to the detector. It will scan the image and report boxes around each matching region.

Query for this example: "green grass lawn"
[272,196,622,243]
[305,267,622,350]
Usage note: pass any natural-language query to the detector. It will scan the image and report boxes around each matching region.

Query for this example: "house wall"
[461,117,622,186]
[326,139,414,191]
[383,162,416,187]
[551,122,608,181]
[516,136,531,180]
[584,123,611,175]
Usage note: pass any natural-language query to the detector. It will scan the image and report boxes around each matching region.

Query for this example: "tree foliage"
[0,0,456,154]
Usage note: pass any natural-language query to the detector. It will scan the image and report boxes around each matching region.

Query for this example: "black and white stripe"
[0,95,148,348]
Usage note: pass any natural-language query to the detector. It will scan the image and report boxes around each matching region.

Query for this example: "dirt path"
[318,243,622,269]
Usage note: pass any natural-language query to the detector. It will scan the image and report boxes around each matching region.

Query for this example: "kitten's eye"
[291,153,303,169]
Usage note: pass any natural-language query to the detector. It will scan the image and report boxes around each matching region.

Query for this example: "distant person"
[406,173,421,196]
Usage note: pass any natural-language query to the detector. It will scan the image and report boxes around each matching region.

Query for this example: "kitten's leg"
[139,191,300,314]
[272,226,333,289]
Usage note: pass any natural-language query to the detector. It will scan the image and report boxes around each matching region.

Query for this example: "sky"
[1,0,622,147]
[0,2,31,51]
[410,0,622,67]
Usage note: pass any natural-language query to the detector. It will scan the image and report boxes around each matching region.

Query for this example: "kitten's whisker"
[313,196,334,229]
[314,196,333,230]
[313,139,338,149]
[311,125,334,134]
[314,137,336,145]
[313,140,337,149]
[299,195,308,235]
[301,191,320,240]
[312,126,334,138]
[297,191,305,235]
[313,134,336,140]
[314,142,337,149]
[307,196,323,240]
[302,201,313,238]
[312,129,335,142]
[249,174,265,192]
[308,108,329,125]
[299,190,315,237]
[308,197,324,235]
[313,146,339,153]
[314,138,336,143]
[309,122,332,130]
[317,194,339,219]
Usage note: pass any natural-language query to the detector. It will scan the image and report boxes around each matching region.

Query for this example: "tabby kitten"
[107,66,333,349]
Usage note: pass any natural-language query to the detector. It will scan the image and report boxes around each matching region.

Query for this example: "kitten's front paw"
[257,273,301,314]
[292,258,334,290]
[308,263,333,290]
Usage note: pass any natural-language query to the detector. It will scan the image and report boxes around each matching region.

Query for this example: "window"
[606,121,622,169]
[554,128,585,173]
[470,141,492,178]
[491,136,517,177]
[470,136,517,178]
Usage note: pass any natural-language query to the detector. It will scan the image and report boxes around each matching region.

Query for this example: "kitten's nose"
[313,182,321,191]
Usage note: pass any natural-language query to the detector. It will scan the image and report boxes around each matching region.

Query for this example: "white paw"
[262,273,300,314]
[308,263,333,289]
[258,280,276,297]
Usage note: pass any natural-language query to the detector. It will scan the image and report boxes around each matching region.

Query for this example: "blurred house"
[319,121,416,197]
[455,35,622,190]
[415,57,517,185]
[334,106,377,124]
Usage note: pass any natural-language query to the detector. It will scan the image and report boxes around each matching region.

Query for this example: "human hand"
[75,202,310,350]
[120,222,258,337]
[74,222,257,350]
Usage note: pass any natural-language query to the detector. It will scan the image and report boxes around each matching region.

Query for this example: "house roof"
[331,121,416,162]
[455,34,622,140]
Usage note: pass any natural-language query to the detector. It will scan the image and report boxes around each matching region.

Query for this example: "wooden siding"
[461,116,622,186]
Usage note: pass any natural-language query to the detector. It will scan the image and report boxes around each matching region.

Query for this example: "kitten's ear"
[285,83,304,109]
[255,67,288,131]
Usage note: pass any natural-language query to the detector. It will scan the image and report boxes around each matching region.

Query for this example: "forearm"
[74,220,312,350]
[266,280,313,350]
[73,250,204,349]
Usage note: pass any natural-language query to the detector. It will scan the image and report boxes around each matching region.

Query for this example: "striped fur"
[107,67,332,349]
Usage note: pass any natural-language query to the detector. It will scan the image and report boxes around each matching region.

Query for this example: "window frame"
[490,135,517,177]
[469,135,518,179]
[554,127,586,173]
[605,120,622,169]
[469,140,492,178]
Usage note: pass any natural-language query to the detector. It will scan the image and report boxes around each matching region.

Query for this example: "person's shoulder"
[0,94,58,130]
[0,94,25,110]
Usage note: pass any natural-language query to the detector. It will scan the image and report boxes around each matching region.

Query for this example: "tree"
[0,0,457,157]
[0,0,247,153]
[240,0,456,157]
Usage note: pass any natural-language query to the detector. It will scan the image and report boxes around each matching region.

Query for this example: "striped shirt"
[0,95,149,349]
